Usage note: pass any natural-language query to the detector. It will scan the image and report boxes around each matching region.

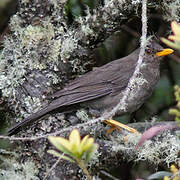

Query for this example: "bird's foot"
[104,119,140,137]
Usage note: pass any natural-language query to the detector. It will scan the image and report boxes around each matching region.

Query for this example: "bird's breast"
[85,63,160,116]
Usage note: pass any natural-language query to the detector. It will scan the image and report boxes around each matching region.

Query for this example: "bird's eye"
[145,48,152,54]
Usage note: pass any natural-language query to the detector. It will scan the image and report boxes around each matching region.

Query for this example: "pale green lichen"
[51,0,67,8]
[0,37,26,98]
[77,11,97,40]
[136,132,180,167]
[12,96,45,121]
[111,129,180,167]
[0,158,39,180]
[129,71,148,92]
[49,39,62,62]
[162,0,180,22]
[9,15,24,36]
[76,109,89,122]
[23,96,42,113]
[19,19,58,69]
[21,0,31,3]
[46,72,60,84]
[131,0,141,5]
[0,12,61,100]
[70,58,86,73]
[60,34,78,62]
[21,24,54,48]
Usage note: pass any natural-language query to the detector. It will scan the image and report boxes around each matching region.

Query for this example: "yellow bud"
[164,176,170,180]
[170,164,178,174]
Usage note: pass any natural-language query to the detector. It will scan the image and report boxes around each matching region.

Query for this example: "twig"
[103,0,148,118]
[43,157,62,180]
[0,117,104,141]
[100,170,120,180]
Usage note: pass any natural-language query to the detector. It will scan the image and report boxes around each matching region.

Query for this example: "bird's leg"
[104,119,140,136]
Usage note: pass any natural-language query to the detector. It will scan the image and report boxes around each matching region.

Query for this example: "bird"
[6,41,173,136]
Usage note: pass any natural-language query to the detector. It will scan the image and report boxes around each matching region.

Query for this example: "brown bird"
[6,41,173,136]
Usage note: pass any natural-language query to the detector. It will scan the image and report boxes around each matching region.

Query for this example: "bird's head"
[144,41,174,59]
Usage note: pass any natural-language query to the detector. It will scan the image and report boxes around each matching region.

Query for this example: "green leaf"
[171,21,180,36]
[161,38,180,50]
[84,145,97,164]
[47,150,75,163]
[48,136,74,158]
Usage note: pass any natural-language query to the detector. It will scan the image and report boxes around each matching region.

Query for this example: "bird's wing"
[49,53,137,106]
[6,52,138,136]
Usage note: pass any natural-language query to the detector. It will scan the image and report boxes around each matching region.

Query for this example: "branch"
[107,0,148,118]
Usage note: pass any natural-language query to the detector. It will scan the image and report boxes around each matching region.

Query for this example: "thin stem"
[77,159,92,180]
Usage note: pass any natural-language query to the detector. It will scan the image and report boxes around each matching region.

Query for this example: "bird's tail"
[6,104,56,136]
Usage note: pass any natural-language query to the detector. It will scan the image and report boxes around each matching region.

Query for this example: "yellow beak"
[155,48,174,57]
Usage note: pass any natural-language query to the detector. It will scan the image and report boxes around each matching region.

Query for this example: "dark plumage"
[7,41,173,135]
